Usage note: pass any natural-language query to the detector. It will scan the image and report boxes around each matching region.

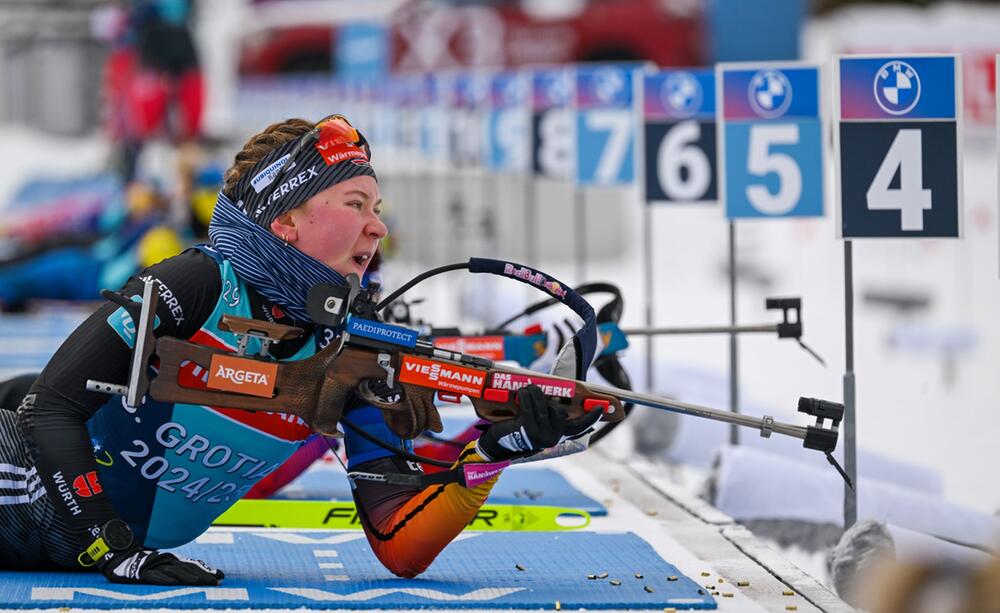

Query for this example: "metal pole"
[728,221,739,445]
[574,188,587,283]
[843,240,857,529]
[643,200,654,392]
[525,175,537,267]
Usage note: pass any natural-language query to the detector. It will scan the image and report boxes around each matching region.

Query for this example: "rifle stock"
[150,332,623,436]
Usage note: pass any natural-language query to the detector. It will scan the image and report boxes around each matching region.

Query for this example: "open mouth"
[352,253,371,267]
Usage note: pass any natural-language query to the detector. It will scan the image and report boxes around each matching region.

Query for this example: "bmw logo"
[661,71,703,117]
[501,75,525,105]
[545,72,572,105]
[873,60,921,116]
[590,67,625,104]
[748,70,793,119]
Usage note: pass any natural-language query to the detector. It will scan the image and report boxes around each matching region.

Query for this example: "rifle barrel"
[620,324,778,336]
[503,365,808,441]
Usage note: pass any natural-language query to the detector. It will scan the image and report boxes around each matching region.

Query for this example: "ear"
[269,212,298,243]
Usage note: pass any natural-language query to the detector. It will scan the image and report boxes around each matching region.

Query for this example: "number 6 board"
[717,62,825,219]
[834,55,963,238]
[642,68,717,204]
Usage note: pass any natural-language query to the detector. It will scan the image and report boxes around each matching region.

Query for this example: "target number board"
[834,55,963,238]
[575,64,636,186]
[643,69,717,204]
[531,68,576,181]
[717,63,825,219]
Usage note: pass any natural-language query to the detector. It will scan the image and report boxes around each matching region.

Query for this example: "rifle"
[389,283,824,446]
[86,258,850,487]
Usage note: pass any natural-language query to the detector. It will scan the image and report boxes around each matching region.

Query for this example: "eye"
[373,207,382,216]
[347,200,363,209]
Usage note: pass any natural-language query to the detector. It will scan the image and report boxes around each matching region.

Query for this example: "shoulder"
[137,247,221,291]
[119,247,223,334]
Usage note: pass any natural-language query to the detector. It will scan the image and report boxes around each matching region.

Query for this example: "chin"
[336,262,367,278]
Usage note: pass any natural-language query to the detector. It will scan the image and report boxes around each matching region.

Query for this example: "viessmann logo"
[398,356,486,398]
[207,354,278,398]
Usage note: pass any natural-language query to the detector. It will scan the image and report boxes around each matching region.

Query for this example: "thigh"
[0,411,79,570]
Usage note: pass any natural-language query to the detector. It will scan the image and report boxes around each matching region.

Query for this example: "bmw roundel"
[590,67,625,104]
[661,71,703,117]
[545,72,573,105]
[501,75,526,106]
[747,69,793,119]
[873,60,921,116]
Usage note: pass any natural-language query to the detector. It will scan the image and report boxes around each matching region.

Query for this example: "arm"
[15,249,220,569]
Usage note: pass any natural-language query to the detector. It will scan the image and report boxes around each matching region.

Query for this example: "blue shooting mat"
[8,531,716,610]
[0,310,88,377]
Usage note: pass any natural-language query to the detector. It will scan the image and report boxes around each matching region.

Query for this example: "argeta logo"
[874,60,921,116]
[72,471,103,498]
[324,296,344,315]
[748,69,793,119]
[662,71,702,117]
[207,354,278,398]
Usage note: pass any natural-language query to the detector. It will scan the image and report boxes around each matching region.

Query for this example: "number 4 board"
[834,55,963,238]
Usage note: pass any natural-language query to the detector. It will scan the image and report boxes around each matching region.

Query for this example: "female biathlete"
[1,116,599,585]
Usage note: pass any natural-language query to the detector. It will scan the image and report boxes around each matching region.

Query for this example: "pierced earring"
[281,234,288,247]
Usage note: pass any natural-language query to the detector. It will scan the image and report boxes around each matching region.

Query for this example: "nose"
[366,212,388,239]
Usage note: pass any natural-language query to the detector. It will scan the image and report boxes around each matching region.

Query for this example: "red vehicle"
[238,0,706,75]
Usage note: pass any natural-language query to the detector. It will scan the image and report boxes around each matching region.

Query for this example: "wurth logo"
[72,471,103,498]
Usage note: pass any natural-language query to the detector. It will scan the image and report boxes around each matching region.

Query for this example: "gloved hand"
[98,546,224,586]
[371,383,443,440]
[475,385,603,461]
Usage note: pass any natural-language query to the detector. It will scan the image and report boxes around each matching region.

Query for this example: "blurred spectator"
[99,0,203,182]
[830,519,999,612]
[859,553,1000,613]
[0,182,183,311]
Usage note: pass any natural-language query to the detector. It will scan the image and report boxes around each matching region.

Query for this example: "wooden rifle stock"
[150,333,623,436]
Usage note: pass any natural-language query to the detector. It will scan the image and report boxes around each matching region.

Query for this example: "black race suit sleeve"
[15,248,222,549]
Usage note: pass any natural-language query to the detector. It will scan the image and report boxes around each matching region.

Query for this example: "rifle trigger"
[377,352,395,388]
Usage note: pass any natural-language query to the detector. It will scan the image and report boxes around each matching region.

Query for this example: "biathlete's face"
[270,176,387,278]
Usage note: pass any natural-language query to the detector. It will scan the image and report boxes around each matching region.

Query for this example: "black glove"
[99,546,224,586]
[475,385,603,461]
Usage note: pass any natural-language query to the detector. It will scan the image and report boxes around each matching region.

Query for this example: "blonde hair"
[223,118,313,197]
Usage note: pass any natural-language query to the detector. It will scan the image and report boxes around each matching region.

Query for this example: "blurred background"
[0,0,998,605]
